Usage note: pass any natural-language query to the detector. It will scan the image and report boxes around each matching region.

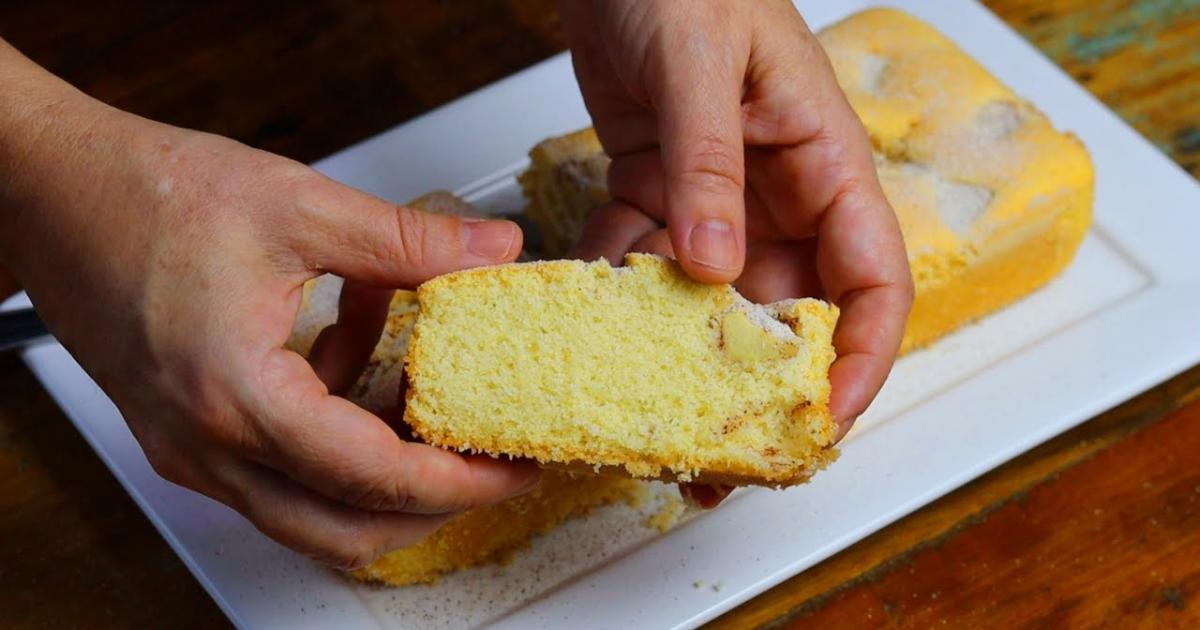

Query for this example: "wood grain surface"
[0,1,1196,628]
[779,382,1200,628]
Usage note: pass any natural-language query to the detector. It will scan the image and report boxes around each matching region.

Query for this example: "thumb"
[290,176,522,287]
[652,30,747,283]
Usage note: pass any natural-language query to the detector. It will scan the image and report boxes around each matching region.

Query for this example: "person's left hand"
[559,1,914,507]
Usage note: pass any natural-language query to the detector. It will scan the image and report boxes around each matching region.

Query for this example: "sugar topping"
[731,293,801,341]
[975,100,1023,142]
[860,54,889,94]
[935,178,993,237]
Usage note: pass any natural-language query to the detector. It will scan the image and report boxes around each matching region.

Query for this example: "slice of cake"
[286,193,641,587]
[517,128,611,259]
[517,8,1093,353]
[403,253,840,486]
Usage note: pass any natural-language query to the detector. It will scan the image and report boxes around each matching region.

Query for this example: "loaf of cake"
[519,8,1093,353]
[403,253,839,486]
[287,192,640,586]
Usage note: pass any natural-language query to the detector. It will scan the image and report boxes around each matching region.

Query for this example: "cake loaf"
[403,253,839,486]
[518,8,1094,353]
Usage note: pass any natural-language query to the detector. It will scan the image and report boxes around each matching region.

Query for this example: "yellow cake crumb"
[404,254,839,486]
[645,497,687,534]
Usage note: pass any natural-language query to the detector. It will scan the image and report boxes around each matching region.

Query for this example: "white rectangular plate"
[10,1,1200,628]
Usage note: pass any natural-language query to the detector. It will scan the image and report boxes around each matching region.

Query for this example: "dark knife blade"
[0,308,52,353]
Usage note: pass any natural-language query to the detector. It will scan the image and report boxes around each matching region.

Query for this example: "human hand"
[0,44,539,568]
[559,1,913,439]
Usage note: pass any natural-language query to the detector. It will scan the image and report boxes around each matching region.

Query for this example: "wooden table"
[1,1,1197,627]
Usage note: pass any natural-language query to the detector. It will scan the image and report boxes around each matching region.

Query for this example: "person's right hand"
[0,41,539,569]
[559,1,914,509]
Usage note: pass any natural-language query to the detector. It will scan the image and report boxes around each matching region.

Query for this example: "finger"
[739,5,829,148]
[737,31,913,429]
[307,281,392,395]
[289,175,522,288]
[629,228,674,259]
[244,349,541,514]
[378,405,416,441]
[797,92,911,428]
[650,26,749,283]
[611,148,779,243]
[679,483,734,509]
[734,240,823,304]
[210,458,456,570]
[817,185,913,429]
[569,200,659,265]
[740,21,870,239]
[607,150,666,221]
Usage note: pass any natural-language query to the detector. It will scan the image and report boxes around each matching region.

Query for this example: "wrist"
[0,39,89,189]
[0,39,127,277]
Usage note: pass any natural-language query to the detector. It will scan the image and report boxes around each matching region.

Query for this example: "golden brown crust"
[351,471,642,586]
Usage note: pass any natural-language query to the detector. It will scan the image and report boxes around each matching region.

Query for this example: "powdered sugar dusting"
[976,100,1023,142]
[860,54,889,93]
[354,483,695,630]
[728,293,799,341]
[935,178,993,237]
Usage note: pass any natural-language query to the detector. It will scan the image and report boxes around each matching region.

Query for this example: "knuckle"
[144,442,191,486]
[209,416,264,458]
[253,517,380,571]
[190,397,262,455]
[276,159,319,188]
[338,468,410,512]
[281,168,337,252]
[313,538,382,571]
[287,171,329,214]
[753,99,824,144]
[389,207,429,269]
[676,136,744,195]
[247,353,325,449]
[283,162,319,191]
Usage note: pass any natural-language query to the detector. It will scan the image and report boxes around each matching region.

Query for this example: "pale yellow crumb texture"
[404,254,839,486]
[645,497,687,534]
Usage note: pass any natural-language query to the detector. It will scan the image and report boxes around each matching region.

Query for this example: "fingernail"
[687,219,738,271]
[464,221,517,259]
[834,415,858,443]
